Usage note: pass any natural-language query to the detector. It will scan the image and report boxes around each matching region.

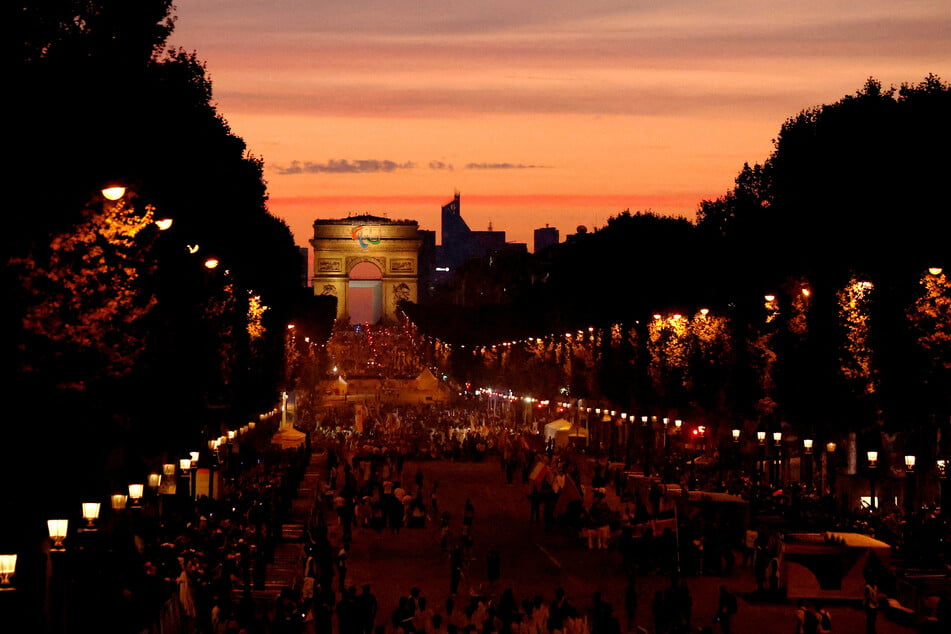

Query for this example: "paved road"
[329,457,917,634]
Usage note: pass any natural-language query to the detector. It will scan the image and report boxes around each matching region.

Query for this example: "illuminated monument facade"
[311,215,422,324]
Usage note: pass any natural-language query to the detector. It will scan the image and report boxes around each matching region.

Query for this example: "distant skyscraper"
[437,192,508,271]
[534,225,559,253]
[441,192,470,255]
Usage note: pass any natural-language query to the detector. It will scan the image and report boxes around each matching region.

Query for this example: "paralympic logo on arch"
[351,226,381,249]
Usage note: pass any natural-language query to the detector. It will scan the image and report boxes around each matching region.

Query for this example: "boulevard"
[321,451,921,634]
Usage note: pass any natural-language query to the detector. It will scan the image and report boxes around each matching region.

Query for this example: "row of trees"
[406,76,951,458]
[4,2,333,536]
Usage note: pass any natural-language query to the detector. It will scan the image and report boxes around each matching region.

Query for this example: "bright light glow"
[0,554,16,585]
[867,450,878,465]
[47,519,69,548]
[82,502,100,525]
[187,244,200,254]
[128,483,144,500]
[803,438,813,452]
[155,217,173,230]
[111,494,127,510]
[928,267,943,275]
[204,257,220,269]
[101,186,126,201]
[904,455,916,469]
[732,428,741,440]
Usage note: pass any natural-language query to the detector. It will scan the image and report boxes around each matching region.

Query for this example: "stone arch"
[310,216,421,324]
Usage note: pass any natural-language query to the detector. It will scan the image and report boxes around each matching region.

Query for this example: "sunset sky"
[169,1,950,250]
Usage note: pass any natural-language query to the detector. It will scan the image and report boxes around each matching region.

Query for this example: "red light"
[691,429,699,436]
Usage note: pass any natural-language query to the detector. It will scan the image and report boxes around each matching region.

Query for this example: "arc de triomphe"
[310,215,421,324]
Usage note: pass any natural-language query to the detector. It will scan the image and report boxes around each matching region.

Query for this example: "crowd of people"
[67,427,315,634]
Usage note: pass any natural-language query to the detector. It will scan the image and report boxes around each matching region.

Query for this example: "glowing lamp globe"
[47,519,68,549]
[82,502,100,527]
[0,554,16,586]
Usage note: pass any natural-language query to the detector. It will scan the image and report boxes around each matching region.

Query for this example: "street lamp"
[101,186,126,201]
[81,502,100,530]
[904,455,917,515]
[47,519,69,550]
[110,493,128,512]
[0,554,16,588]
[867,451,879,510]
[128,483,144,507]
[772,433,783,485]
[803,439,814,491]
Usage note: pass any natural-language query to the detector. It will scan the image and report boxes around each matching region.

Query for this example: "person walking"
[356,584,378,634]
[336,547,348,593]
[863,580,880,634]
[743,528,758,568]
[795,599,819,634]
[715,585,737,634]
[816,602,832,634]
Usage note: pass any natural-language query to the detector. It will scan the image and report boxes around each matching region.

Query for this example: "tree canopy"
[4,0,324,524]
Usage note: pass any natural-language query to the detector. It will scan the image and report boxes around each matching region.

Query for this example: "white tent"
[272,425,306,449]
[544,418,587,446]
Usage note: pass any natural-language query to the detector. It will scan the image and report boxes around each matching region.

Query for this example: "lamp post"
[803,438,814,492]
[937,459,949,511]
[867,450,879,510]
[179,458,193,500]
[772,432,783,486]
[823,441,837,497]
[904,455,916,517]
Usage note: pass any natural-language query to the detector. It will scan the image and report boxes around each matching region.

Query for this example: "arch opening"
[348,261,383,324]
